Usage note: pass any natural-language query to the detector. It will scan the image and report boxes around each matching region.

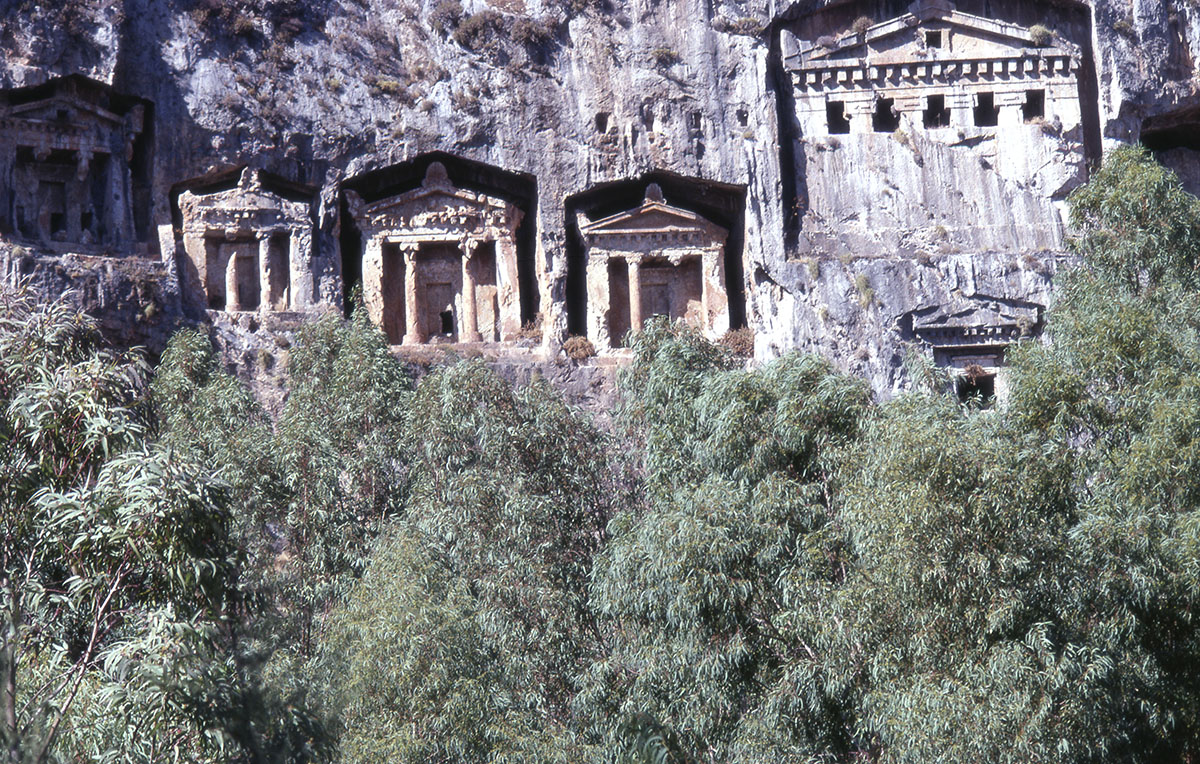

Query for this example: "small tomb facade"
[904,295,1043,405]
[577,184,729,350]
[780,0,1092,255]
[0,76,148,250]
[347,162,524,345]
[178,168,315,313]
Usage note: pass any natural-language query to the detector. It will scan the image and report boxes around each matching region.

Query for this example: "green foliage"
[1069,145,1200,293]
[428,0,463,34]
[586,325,871,762]
[0,286,232,762]
[1029,23,1053,46]
[322,362,618,763]
[152,308,412,761]
[650,47,680,67]
[452,10,503,51]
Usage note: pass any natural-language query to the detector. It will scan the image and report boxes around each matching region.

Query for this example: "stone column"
[460,239,482,342]
[586,253,611,350]
[224,246,241,312]
[628,255,643,335]
[289,228,311,309]
[402,244,424,345]
[496,236,522,342]
[258,233,272,313]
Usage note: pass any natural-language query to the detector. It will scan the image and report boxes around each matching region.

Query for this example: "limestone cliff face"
[0,0,1197,396]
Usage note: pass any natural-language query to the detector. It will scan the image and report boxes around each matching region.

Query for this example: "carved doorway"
[426,282,456,339]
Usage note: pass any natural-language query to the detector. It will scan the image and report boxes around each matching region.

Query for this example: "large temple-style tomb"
[347,162,524,345]
[0,76,148,250]
[178,167,315,313]
[578,184,729,350]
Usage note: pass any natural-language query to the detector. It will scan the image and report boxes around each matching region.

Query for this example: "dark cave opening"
[955,371,996,406]
[827,101,851,134]
[873,98,900,132]
[973,93,999,127]
[1141,106,1200,152]
[923,95,951,128]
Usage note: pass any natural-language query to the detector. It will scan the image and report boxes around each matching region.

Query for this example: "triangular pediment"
[581,201,721,237]
[190,186,300,213]
[5,95,123,125]
[908,295,1042,334]
[802,8,1073,68]
[365,187,498,219]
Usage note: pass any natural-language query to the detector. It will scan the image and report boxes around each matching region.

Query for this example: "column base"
[402,333,424,346]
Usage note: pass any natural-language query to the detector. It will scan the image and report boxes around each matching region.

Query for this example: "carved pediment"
[354,162,521,234]
[580,185,727,243]
[180,168,312,232]
[5,95,124,126]
[905,295,1042,346]
[790,2,1077,71]
[365,188,497,221]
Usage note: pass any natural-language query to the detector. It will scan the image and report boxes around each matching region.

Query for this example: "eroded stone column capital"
[460,236,481,260]
[75,149,92,182]
[398,241,420,262]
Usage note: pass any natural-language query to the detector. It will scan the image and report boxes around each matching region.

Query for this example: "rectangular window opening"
[872,98,900,132]
[923,94,951,128]
[926,30,943,48]
[826,101,850,134]
[1022,89,1045,122]
[955,368,996,407]
[973,92,999,127]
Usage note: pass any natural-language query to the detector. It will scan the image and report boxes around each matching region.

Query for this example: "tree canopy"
[8,146,1200,762]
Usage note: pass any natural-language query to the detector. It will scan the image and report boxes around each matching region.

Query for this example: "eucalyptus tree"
[581,320,872,763]
[152,307,414,762]
[0,286,233,762]
[782,146,1200,763]
[321,361,620,764]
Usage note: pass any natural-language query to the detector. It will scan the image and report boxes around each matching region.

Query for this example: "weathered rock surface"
[0,0,1197,401]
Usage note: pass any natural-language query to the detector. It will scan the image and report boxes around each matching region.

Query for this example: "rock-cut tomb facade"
[178,167,316,314]
[781,0,1092,256]
[577,184,729,350]
[0,76,147,251]
[903,294,1042,404]
[348,162,525,345]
